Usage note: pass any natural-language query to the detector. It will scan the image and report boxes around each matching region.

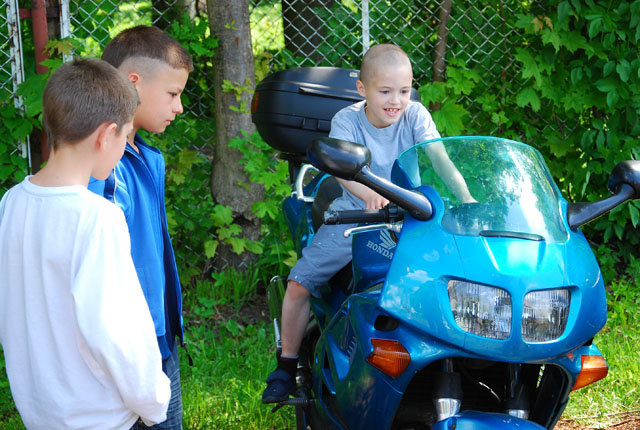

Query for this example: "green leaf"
[283,250,298,268]
[571,67,583,85]
[446,67,481,95]
[581,170,591,196]
[515,48,542,84]
[596,130,606,148]
[570,0,581,14]
[491,111,508,125]
[603,61,616,77]
[588,17,603,39]
[558,1,572,27]
[245,240,263,254]
[228,237,247,255]
[542,29,562,52]
[549,137,572,157]
[211,204,234,226]
[227,224,242,236]
[614,222,624,240]
[13,119,33,139]
[561,31,591,53]
[607,90,620,109]
[204,239,218,259]
[594,77,618,93]
[418,82,446,105]
[617,59,631,82]
[516,87,541,111]
[603,32,616,49]
[0,165,14,182]
[630,203,640,228]
[432,100,468,136]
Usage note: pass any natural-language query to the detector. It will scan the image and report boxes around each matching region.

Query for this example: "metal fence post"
[362,0,369,56]
[6,0,31,171]
[60,0,72,63]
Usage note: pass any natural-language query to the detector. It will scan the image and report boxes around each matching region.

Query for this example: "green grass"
[561,277,640,427]
[0,320,293,430]
[180,318,294,429]
[1,271,638,429]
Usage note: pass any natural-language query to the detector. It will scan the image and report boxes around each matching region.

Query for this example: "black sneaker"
[262,368,296,404]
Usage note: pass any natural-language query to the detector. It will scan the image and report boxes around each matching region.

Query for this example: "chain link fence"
[3,0,538,278]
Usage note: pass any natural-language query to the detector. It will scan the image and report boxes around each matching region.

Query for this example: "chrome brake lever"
[343,223,402,238]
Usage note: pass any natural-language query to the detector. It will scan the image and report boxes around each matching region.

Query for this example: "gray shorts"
[288,223,356,298]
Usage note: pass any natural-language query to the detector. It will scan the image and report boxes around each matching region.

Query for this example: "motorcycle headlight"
[522,288,570,342]
[448,280,512,340]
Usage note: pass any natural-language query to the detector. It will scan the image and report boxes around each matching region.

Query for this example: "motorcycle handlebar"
[324,204,404,225]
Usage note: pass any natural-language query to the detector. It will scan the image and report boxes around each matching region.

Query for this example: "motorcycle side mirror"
[608,160,640,197]
[307,137,371,180]
[308,137,433,221]
[567,160,640,230]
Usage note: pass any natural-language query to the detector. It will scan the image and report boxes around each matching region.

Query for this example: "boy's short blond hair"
[360,44,412,84]
[42,58,139,150]
[101,25,193,75]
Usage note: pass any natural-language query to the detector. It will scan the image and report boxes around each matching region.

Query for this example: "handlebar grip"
[324,205,404,225]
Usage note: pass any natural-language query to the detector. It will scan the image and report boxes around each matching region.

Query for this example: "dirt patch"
[204,293,271,327]
[556,414,640,430]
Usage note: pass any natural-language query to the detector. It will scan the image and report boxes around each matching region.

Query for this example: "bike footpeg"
[270,397,313,412]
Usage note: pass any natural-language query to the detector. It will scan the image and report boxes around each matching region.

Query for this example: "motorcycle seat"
[327,261,353,296]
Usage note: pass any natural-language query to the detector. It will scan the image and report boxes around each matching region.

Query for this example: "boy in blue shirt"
[0,58,171,429]
[89,26,193,429]
[263,43,452,403]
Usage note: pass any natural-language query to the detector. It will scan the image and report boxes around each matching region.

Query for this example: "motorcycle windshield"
[396,136,568,243]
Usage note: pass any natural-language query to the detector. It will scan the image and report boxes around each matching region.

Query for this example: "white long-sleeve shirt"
[0,178,170,429]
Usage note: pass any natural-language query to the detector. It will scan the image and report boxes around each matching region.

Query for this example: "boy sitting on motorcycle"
[262,43,473,403]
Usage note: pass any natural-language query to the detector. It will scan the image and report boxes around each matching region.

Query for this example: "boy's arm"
[411,103,476,203]
[71,205,170,425]
[335,178,390,209]
[424,142,476,203]
[330,106,389,209]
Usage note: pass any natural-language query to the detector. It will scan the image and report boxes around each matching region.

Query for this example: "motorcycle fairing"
[377,184,606,361]
[432,410,546,430]
[376,138,608,361]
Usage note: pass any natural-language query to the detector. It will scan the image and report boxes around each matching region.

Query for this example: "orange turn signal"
[366,338,411,378]
[572,355,608,391]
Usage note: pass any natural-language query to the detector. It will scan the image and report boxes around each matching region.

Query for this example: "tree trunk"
[281,0,334,60]
[152,0,201,26]
[433,0,452,83]
[206,0,263,270]
[431,0,452,112]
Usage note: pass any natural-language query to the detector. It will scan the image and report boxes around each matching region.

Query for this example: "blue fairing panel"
[432,411,546,430]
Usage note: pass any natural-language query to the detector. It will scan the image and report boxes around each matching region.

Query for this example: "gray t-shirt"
[328,100,440,210]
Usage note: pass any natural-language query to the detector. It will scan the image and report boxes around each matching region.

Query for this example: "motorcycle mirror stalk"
[567,160,640,229]
[308,137,433,221]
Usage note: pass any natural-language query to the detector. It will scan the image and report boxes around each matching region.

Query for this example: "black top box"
[251,66,422,155]
[251,67,363,154]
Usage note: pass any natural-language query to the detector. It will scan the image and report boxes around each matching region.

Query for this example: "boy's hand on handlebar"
[364,192,390,210]
[336,178,389,209]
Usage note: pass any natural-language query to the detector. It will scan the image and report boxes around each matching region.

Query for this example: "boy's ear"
[356,80,366,97]
[94,122,119,151]
[127,72,140,87]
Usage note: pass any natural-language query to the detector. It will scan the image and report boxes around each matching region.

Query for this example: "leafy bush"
[420,0,640,269]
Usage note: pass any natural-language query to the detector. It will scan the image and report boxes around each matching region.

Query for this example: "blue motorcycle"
[262,134,640,430]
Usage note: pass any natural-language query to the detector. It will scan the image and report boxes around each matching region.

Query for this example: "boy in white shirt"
[0,58,170,429]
